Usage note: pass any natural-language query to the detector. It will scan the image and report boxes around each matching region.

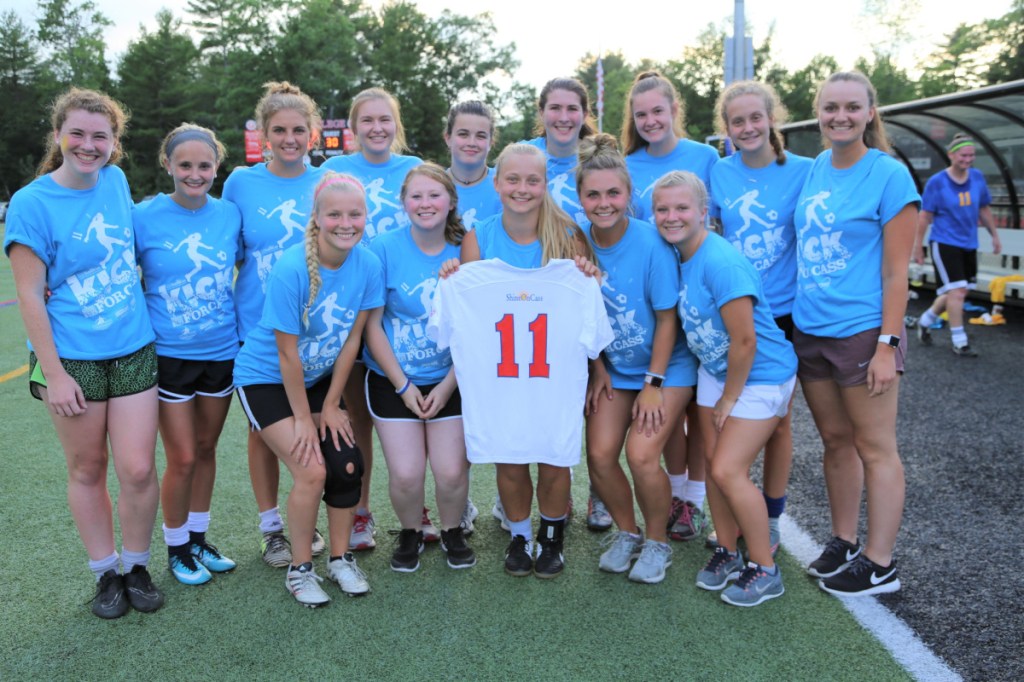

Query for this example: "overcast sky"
[3,0,1013,89]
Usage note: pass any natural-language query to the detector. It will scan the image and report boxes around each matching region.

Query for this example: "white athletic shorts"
[696,366,796,420]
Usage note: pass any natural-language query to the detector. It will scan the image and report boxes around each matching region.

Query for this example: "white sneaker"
[461,499,479,536]
[285,563,329,607]
[327,554,370,596]
[491,495,510,531]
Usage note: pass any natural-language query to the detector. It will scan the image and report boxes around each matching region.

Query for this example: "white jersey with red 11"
[428,259,613,466]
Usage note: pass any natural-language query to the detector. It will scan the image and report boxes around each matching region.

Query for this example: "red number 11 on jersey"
[495,313,550,378]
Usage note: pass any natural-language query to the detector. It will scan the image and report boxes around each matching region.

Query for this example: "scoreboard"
[322,119,353,157]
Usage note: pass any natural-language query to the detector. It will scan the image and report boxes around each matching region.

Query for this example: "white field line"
[779,514,962,682]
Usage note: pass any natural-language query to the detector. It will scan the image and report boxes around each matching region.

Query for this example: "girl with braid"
[233,172,384,607]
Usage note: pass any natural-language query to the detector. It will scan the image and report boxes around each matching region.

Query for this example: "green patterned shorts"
[29,343,158,402]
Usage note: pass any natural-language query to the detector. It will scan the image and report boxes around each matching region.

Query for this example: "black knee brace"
[321,435,364,509]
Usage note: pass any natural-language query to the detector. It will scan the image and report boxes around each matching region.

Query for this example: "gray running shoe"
[628,539,673,584]
[350,512,377,551]
[586,493,613,531]
[696,546,744,591]
[769,522,781,557]
[721,563,784,607]
[598,530,643,573]
[669,501,706,541]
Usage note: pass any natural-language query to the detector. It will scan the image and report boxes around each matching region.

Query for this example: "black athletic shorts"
[364,370,462,422]
[236,375,340,431]
[157,356,234,402]
[930,241,977,294]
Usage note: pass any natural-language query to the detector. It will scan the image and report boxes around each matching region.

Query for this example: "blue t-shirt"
[587,218,697,389]
[678,231,796,385]
[710,153,813,317]
[133,194,241,360]
[474,213,543,268]
[363,227,460,384]
[3,166,154,360]
[921,168,991,250]
[626,138,719,221]
[793,149,921,338]
[223,162,325,341]
[455,167,502,231]
[522,137,588,228]
[321,152,422,243]
[233,243,384,388]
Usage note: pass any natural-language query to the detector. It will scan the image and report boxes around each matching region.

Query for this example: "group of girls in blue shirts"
[5,64,918,615]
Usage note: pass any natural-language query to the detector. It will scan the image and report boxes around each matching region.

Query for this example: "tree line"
[2,0,1022,201]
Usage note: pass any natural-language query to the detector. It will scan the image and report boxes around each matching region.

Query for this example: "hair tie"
[314,174,365,200]
[166,129,219,160]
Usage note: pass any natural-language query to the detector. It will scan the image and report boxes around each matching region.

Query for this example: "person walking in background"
[914,132,1001,355]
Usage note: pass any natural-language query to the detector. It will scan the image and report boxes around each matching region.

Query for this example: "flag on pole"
[596,57,605,133]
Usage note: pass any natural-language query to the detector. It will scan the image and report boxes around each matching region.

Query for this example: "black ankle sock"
[167,542,190,559]
[189,531,206,546]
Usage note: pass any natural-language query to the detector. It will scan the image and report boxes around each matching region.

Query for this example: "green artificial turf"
[0,242,911,681]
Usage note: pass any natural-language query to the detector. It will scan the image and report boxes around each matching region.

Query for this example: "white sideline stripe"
[779,515,962,682]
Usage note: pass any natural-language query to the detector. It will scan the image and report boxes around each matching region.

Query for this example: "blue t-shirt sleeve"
[880,162,921,225]
[262,261,304,336]
[706,259,759,310]
[3,190,51,263]
[648,243,681,311]
[361,250,386,310]
[978,173,992,206]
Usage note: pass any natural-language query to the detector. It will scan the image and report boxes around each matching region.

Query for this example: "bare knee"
[67,451,107,487]
[194,436,218,464]
[625,442,661,476]
[851,433,901,469]
[164,447,198,477]
[389,468,423,495]
[118,456,158,491]
[294,463,327,490]
[710,457,743,493]
[431,463,466,492]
